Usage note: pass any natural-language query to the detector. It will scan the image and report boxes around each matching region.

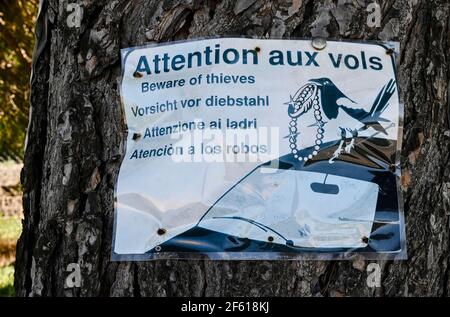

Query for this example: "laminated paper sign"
[113,38,406,260]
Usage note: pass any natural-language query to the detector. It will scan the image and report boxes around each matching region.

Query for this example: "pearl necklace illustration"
[288,84,325,162]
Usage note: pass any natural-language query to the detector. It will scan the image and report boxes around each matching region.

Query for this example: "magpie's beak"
[309,79,323,86]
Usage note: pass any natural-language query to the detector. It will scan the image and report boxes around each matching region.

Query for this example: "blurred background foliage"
[0,0,38,161]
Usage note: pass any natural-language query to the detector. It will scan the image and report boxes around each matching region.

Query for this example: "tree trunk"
[15,0,450,297]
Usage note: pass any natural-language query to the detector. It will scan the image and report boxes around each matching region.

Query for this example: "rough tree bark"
[15,0,450,297]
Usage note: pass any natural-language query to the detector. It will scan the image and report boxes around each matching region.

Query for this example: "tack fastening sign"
[113,38,406,260]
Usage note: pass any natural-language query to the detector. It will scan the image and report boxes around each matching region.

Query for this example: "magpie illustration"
[286,77,396,163]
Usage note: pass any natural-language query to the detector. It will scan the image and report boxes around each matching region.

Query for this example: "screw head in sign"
[311,37,327,50]
[132,132,142,141]
[133,71,143,78]
[386,48,395,55]
[157,228,167,235]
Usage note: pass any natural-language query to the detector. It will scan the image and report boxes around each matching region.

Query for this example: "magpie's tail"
[369,79,396,119]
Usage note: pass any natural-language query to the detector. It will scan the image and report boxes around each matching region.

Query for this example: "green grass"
[0,213,22,297]
[0,214,22,241]
[0,265,14,297]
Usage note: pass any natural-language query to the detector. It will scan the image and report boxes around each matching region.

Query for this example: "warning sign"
[113,38,405,260]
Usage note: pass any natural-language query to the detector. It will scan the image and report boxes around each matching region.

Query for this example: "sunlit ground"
[0,212,22,296]
[0,265,15,296]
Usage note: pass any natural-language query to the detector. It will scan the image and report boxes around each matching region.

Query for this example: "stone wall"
[0,163,23,217]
